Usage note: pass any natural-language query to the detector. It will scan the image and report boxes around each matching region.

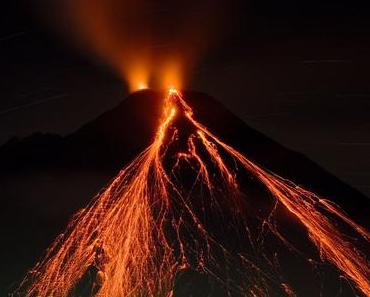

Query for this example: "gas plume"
[41,0,231,91]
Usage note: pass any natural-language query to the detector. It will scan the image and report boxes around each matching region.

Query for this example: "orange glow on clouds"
[125,59,183,92]
[46,0,231,93]
[121,58,150,92]
[159,60,183,91]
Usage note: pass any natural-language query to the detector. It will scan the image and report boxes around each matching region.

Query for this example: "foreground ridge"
[18,89,369,297]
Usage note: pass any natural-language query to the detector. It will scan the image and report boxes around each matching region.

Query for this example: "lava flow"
[19,89,369,297]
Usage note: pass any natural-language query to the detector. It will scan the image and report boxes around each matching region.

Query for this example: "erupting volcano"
[17,89,369,297]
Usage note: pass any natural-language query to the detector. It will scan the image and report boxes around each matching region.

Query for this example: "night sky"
[1,0,370,197]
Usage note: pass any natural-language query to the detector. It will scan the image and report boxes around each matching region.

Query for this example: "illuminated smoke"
[41,0,231,91]
[18,90,369,297]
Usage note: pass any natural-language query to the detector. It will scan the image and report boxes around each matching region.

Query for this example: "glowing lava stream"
[20,89,369,297]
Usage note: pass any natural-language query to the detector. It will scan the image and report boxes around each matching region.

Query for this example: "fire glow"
[19,89,369,297]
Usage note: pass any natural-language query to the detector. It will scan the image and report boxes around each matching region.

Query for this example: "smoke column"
[37,0,232,91]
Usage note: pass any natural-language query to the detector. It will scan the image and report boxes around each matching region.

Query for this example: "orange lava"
[19,89,369,297]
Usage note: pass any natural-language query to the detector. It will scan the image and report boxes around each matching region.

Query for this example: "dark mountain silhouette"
[0,90,368,296]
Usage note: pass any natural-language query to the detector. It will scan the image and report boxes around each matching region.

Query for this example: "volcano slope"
[0,90,369,297]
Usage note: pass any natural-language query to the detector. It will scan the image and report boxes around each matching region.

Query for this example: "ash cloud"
[38,0,233,91]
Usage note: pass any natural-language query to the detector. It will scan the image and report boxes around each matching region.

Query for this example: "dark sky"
[1,0,370,196]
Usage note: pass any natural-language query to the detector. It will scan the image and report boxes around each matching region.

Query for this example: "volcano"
[1,90,369,297]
